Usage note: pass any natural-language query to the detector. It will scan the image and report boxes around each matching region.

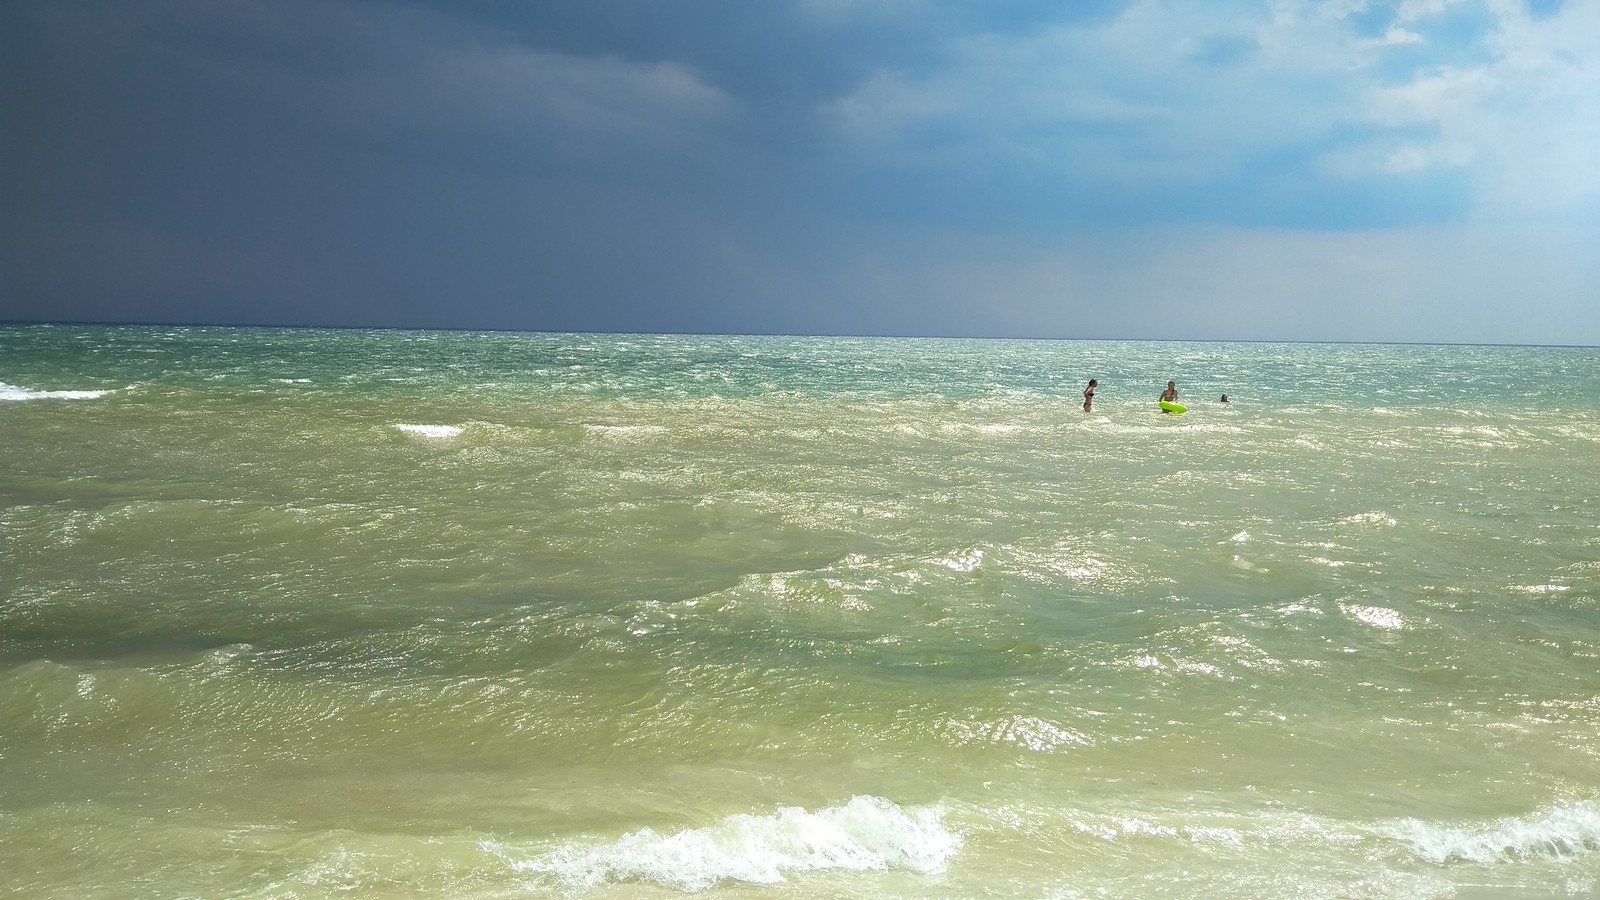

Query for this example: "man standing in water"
[1083,379,1098,413]
[1160,381,1179,403]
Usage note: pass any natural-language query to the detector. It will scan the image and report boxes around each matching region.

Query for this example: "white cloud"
[1377,26,1425,46]
[819,0,1368,184]
[1395,0,1470,24]
[1348,0,1600,221]
[817,0,1599,225]
[1381,141,1469,174]
[1303,1,1600,224]
[1470,1,1600,219]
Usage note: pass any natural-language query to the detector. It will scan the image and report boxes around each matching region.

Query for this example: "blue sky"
[2,0,1596,342]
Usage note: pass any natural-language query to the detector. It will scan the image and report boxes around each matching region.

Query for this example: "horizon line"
[2,317,1596,351]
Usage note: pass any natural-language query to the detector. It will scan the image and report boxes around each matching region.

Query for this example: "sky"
[2,0,1597,343]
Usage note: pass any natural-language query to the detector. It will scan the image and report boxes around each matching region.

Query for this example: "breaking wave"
[483,795,960,892]
[0,381,117,401]
[1382,803,1600,865]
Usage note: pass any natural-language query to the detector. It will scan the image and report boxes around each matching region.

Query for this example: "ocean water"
[4,324,1600,899]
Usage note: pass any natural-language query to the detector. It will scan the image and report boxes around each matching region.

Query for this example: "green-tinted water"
[4,326,1600,897]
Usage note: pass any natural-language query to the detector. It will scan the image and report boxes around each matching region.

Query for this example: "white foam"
[1508,584,1570,595]
[0,381,116,401]
[1382,803,1600,864]
[931,421,1029,436]
[582,424,668,435]
[1342,603,1405,630]
[486,795,960,892]
[938,548,985,573]
[392,424,462,438]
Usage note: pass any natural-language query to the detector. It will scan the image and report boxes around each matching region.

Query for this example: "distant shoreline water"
[4,318,1597,350]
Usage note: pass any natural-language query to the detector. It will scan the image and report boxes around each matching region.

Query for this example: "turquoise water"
[4,325,1600,898]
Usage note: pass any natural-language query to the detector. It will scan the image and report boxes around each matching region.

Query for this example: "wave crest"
[392,423,462,438]
[0,381,116,401]
[485,795,960,892]
[1385,803,1600,865]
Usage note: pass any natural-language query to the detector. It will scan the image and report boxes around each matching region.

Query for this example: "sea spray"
[1382,803,1600,865]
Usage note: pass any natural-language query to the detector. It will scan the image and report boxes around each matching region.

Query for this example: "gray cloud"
[2,0,1597,342]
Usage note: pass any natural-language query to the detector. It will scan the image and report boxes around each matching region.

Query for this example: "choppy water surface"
[4,325,1600,898]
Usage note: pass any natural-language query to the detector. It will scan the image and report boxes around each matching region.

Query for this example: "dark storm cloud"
[2,0,1597,342]
[1,0,797,329]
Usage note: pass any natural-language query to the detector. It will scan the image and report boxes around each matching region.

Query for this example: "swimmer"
[1083,379,1098,413]
[1220,394,1230,404]
[1160,381,1179,403]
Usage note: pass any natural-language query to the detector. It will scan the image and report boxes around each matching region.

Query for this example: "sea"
[4,324,1600,899]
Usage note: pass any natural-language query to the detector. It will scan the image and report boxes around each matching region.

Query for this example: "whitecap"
[485,795,960,892]
[0,381,116,401]
[581,424,668,435]
[1381,803,1600,864]
[1342,603,1405,630]
[392,424,463,438]
[938,548,985,573]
